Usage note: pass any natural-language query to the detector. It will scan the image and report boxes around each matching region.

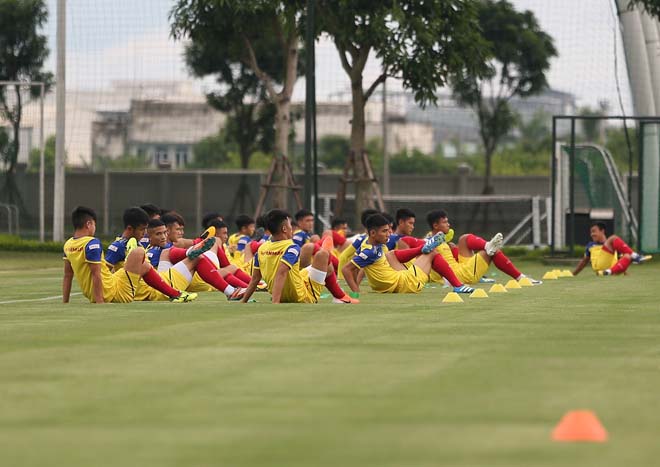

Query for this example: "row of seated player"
[63,205,650,305]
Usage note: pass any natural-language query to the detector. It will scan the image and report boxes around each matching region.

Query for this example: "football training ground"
[1,251,659,467]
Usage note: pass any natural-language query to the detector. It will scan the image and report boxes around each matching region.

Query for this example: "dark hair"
[265,209,290,234]
[295,209,314,221]
[147,218,165,229]
[396,208,416,224]
[382,211,395,227]
[235,214,255,230]
[331,217,347,229]
[360,209,380,228]
[207,219,228,230]
[591,221,607,233]
[72,206,97,230]
[256,214,267,230]
[202,211,223,228]
[140,203,161,218]
[365,214,390,232]
[426,210,448,229]
[123,207,149,229]
[162,212,185,227]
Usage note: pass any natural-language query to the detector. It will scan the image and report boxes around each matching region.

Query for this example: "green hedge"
[0,235,65,252]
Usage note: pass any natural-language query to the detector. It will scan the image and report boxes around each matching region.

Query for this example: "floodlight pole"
[53,0,66,241]
[39,83,45,242]
[304,0,317,223]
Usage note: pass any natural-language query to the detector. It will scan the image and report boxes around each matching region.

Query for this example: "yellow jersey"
[63,236,115,302]
[350,241,400,293]
[254,239,309,303]
[228,232,250,262]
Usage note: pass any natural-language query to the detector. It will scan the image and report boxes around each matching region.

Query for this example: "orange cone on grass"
[552,410,608,442]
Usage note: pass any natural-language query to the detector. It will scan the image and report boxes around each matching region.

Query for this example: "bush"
[0,235,64,252]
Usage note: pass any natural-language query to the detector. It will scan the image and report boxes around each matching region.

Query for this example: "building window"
[176,147,188,168]
[156,146,170,167]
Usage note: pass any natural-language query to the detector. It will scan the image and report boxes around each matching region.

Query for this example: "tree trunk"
[272,97,291,208]
[350,81,373,218]
[482,146,495,195]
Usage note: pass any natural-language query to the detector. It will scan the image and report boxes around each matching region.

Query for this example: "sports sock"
[233,268,252,283]
[432,255,463,287]
[492,251,521,279]
[610,255,632,275]
[394,246,423,263]
[168,247,187,264]
[451,246,459,261]
[330,253,339,271]
[216,246,231,267]
[332,230,346,247]
[401,236,425,248]
[195,256,231,293]
[325,270,346,299]
[225,273,248,288]
[465,234,487,251]
[249,240,261,255]
[321,235,334,252]
[143,268,180,298]
[612,236,634,255]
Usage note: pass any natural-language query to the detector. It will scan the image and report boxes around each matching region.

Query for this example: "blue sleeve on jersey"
[351,246,379,269]
[585,242,594,257]
[385,234,400,250]
[105,239,126,265]
[351,234,365,249]
[164,242,173,249]
[253,252,260,268]
[236,235,250,252]
[139,236,150,249]
[146,247,162,267]
[281,244,301,267]
[85,238,103,262]
[292,231,309,247]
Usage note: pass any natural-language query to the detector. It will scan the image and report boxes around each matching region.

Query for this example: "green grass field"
[1,251,659,467]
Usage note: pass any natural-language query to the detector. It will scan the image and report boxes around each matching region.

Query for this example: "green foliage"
[95,153,149,170]
[188,133,232,169]
[450,0,557,193]
[517,110,552,154]
[319,135,350,169]
[604,126,638,173]
[0,234,63,252]
[28,135,55,172]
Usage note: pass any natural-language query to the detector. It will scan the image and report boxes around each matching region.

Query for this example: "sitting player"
[241,209,333,304]
[229,214,256,265]
[63,206,197,304]
[426,210,541,285]
[161,211,195,249]
[105,207,151,272]
[342,214,474,295]
[292,209,321,247]
[139,203,162,248]
[573,221,651,276]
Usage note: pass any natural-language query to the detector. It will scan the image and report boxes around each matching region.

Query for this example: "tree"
[450,0,556,194]
[317,0,489,214]
[0,0,53,206]
[28,134,55,172]
[170,0,305,207]
[188,132,232,169]
[319,135,350,169]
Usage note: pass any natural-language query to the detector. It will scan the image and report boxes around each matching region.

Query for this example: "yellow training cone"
[489,283,508,293]
[518,277,534,287]
[542,271,558,280]
[560,269,574,277]
[505,279,522,289]
[470,289,489,298]
[442,292,464,303]
[552,269,562,276]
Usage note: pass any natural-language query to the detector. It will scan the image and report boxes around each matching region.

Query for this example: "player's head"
[396,208,416,236]
[147,218,168,247]
[71,206,97,234]
[365,213,391,245]
[590,221,608,242]
[235,214,255,236]
[255,214,270,236]
[381,212,395,233]
[162,212,185,242]
[123,207,149,240]
[207,219,229,243]
[360,208,380,228]
[331,217,348,231]
[426,209,450,234]
[140,203,161,220]
[295,209,315,232]
[202,211,223,229]
[265,209,292,239]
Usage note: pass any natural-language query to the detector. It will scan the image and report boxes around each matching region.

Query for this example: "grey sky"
[42,0,633,112]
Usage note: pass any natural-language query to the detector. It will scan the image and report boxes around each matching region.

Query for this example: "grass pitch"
[1,251,659,467]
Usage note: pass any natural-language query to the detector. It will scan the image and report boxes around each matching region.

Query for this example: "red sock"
[217,247,231,267]
[250,241,261,255]
[225,273,248,288]
[451,246,459,261]
[233,268,252,283]
[143,267,181,298]
[432,255,462,287]
[394,246,423,263]
[465,234,487,251]
[492,251,521,279]
[330,254,339,271]
[332,230,346,247]
[195,256,230,292]
[168,247,187,264]
[612,237,633,255]
[401,236,425,248]
[325,271,346,299]
[610,256,632,275]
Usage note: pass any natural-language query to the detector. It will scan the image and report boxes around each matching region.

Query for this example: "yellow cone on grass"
[543,271,558,280]
[489,284,508,293]
[560,269,574,277]
[506,279,522,289]
[442,292,464,303]
[518,277,534,287]
[470,289,489,298]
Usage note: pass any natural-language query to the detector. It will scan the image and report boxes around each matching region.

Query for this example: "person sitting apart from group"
[573,221,651,276]
[426,209,541,285]
[63,206,197,304]
[241,209,334,304]
[342,214,474,296]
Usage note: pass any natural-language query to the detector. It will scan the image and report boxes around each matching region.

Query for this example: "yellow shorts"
[187,272,214,293]
[453,254,490,284]
[296,268,325,304]
[134,268,189,301]
[394,264,428,294]
[106,269,141,303]
[590,249,618,271]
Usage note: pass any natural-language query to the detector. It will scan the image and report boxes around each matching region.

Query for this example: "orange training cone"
[552,410,608,443]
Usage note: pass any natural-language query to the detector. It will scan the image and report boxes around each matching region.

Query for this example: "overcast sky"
[42,0,634,112]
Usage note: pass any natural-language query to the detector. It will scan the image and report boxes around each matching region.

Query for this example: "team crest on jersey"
[287,247,300,256]
[358,252,368,260]
[108,244,118,252]
[88,243,100,250]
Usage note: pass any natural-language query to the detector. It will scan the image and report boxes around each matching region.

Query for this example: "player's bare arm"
[342,262,361,293]
[270,262,291,304]
[573,256,589,276]
[88,262,105,304]
[62,260,74,303]
[241,268,262,303]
